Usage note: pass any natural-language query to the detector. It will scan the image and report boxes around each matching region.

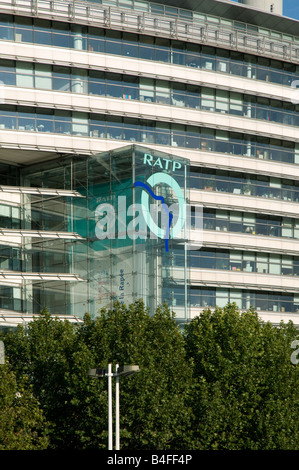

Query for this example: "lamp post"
[108,363,113,450]
[115,364,120,450]
[0,340,4,364]
[88,363,140,450]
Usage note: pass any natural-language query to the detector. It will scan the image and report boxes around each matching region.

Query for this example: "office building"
[0,0,298,328]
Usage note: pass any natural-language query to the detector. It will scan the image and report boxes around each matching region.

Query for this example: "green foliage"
[0,365,48,450]
[1,301,299,450]
[184,303,299,450]
[78,301,193,449]
[2,309,107,449]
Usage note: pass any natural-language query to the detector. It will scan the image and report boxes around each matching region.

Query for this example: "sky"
[283,0,299,19]
[229,0,299,20]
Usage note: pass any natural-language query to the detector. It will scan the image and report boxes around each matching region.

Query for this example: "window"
[122,32,138,57]
[216,90,229,113]
[0,59,15,86]
[107,115,123,140]
[201,88,214,111]
[105,30,122,56]
[106,73,123,99]
[0,14,13,41]
[230,92,243,115]
[54,110,72,134]
[90,113,106,138]
[53,66,71,92]
[155,38,171,63]
[18,107,36,131]
[87,26,105,53]
[140,78,154,102]
[89,70,105,95]
[36,109,54,133]
[156,121,170,145]
[34,19,52,46]
[71,68,88,94]
[71,24,87,51]
[216,289,229,308]
[0,104,16,129]
[16,62,33,88]
[156,80,171,105]
[52,21,70,48]
[35,64,52,90]
[72,112,88,136]
[15,17,33,43]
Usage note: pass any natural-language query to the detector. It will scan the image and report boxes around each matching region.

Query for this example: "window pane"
[72,112,88,135]
[35,64,52,89]
[0,59,15,85]
[53,66,71,92]
[16,62,34,88]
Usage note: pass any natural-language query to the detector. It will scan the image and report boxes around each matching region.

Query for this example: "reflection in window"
[0,104,296,165]
[53,66,71,92]
[35,64,52,90]
[16,62,33,88]
[34,19,52,46]
[72,112,88,136]
[190,287,299,312]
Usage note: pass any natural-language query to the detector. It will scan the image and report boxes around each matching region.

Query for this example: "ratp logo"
[94,154,202,251]
[134,172,186,251]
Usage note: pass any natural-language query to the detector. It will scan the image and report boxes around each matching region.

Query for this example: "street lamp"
[88,363,140,450]
[0,340,4,364]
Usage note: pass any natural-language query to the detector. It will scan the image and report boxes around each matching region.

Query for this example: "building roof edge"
[149,0,299,35]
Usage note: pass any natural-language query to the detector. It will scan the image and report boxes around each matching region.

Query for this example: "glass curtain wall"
[191,168,299,203]
[0,14,298,87]
[190,286,299,313]
[20,145,190,320]
[0,105,297,165]
[2,61,299,127]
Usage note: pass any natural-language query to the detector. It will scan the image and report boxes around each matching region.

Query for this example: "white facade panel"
[188,268,299,292]
[200,230,299,255]
[191,190,299,218]
[0,41,297,104]
[2,85,297,142]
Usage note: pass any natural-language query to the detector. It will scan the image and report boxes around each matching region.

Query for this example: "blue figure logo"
[134,181,173,251]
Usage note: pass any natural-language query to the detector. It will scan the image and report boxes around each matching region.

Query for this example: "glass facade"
[0,1,298,327]
[18,145,191,320]
[0,14,298,87]
[0,105,297,165]
[202,209,299,239]
[190,287,299,313]
[170,247,299,277]
[191,168,299,202]
[1,60,298,127]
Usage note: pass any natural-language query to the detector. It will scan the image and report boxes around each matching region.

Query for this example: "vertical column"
[22,193,33,313]
[108,363,113,450]
[115,364,119,450]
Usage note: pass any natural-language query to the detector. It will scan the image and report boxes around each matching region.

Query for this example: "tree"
[1,309,108,449]
[2,301,193,450]
[78,300,193,449]
[0,364,48,450]
[184,303,299,450]
[3,301,298,450]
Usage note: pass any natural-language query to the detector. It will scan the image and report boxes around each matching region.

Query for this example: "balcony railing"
[0,0,298,63]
